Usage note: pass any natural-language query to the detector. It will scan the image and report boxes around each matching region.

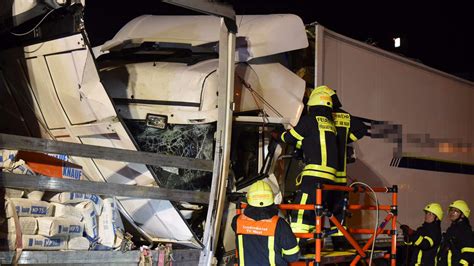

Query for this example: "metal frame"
[199,16,237,265]
[0,172,210,204]
[0,133,213,172]
[236,183,398,266]
[311,184,398,266]
[0,249,200,265]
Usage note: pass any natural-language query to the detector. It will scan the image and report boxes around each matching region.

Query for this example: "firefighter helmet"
[449,200,470,218]
[314,85,336,96]
[247,180,274,207]
[307,90,333,108]
[424,203,443,220]
[314,85,342,109]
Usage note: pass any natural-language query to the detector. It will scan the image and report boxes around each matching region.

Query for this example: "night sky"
[84,0,474,81]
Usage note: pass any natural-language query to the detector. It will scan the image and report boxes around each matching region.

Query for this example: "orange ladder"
[237,183,398,266]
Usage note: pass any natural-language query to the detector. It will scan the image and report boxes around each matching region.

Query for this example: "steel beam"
[0,133,213,172]
[0,249,200,265]
[0,172,210,204]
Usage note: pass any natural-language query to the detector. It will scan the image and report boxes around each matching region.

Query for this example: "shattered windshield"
[125,120,215,191]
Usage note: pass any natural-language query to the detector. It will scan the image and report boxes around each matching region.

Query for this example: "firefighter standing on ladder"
[272,89,338,237]
[313,85,368,249]
[232,180,300,265]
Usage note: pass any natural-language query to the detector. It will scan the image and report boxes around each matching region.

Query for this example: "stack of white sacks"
[1,150,124,251]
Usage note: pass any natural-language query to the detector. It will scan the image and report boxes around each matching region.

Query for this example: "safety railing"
[236,183,398,266]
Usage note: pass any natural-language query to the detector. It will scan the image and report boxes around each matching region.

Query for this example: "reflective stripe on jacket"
[281,111,338,182]
[233,206,300,266]
[437,219,474,266]
[332,109,367,183]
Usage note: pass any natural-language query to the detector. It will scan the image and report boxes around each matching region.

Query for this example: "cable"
[10,8,56,36]
[348,176,404,226]
[350,181,379,266]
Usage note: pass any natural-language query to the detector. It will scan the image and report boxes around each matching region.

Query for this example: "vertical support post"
[391,185,398,266]
[200,14,237,265]
[315,184,323,266]
[314,25,325,87]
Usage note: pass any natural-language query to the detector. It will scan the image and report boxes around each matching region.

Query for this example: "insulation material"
[5,198,53,217]
[22,235,67,250]
[37,217,84,237]
[4,188,24,199]
[67,237,90,250]
[50,192,103,214]
[97,198,123,248]
[7,217,38,235]
[75,201,98,242]
[16,151,82,180]
[51,202,83,220]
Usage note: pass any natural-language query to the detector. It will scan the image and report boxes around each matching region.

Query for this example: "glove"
[400,224,414,242]
[400,225,414,235]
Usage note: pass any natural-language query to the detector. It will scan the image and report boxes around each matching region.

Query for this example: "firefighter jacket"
[332,108,367,184]
[279,106,338,182]
[405,221,441,265]
[437,218,474,265]
[232,205,300,265]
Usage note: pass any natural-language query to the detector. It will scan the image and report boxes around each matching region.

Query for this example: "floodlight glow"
[394,37,401,48]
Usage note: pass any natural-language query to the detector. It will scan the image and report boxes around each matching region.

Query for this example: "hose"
[350,181,379,266]
[10,8,56,36]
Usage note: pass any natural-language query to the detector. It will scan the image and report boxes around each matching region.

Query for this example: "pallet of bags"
[37,216,84,237]
[5,198,54,218]
[3,198,55,250]
[35,216,86,250]
[7,217,38,235]
[75,200,100,244]
[2,157,44,201]
[49,192,103,214]
[48,193,104,249]
[94,197,124,250]
[21,235,68,250]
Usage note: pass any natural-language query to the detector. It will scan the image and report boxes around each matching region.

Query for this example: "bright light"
[394,37,401,48]
[146,114,167,129]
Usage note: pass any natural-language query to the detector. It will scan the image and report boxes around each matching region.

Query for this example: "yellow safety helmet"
[307,90,333,108]
[314,85,342,108]
[247,180,274,207]
[449,200,471,218]
[424,203,443,220]
[314,85,336,96]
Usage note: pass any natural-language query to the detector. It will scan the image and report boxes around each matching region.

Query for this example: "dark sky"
[84,0,474,81]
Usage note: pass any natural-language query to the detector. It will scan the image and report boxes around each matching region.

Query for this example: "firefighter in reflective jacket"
[272,90,338,235]
[313,86,367,217]
[312,86,368,249]
[232,180,300,265]
[437,200,474,266]
[401,203,442,265]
